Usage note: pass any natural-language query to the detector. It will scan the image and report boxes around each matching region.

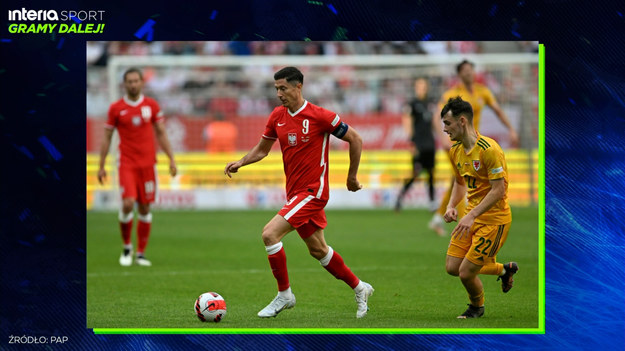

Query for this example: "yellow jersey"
[439,83,496,129]
[449,135,511,224]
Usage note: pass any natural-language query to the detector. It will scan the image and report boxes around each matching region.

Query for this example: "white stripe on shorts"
[284,195,315,220]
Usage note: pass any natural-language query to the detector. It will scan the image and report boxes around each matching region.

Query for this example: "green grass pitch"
[87,207,539,330]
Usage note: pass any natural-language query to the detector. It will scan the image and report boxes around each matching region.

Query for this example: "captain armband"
[331,121,349,138]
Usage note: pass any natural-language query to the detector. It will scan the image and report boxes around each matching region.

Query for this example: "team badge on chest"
[288,133,297,146]
[472,160,481,171]
[141,106,152,122]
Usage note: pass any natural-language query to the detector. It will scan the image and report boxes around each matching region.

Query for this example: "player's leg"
[446,224,472,277]
[429,177,452,236]
[300,222,374,318]
[257,214,295,318]
[395,150,420,212]
[479,262,503,275]
[133,166,158,266]
[445,255,463,277]
[446,224,484,318]
[118,166,136,266]
[135,203,152,266]
[473,223,518,292]
[302,227,361,288]
[457,258,485,319]
[261,214,293,290]
[267,193,321,292]
[422,150,436,211]
[425,167,436,211]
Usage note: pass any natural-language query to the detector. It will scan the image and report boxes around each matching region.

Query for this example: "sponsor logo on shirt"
[132,116,141,126]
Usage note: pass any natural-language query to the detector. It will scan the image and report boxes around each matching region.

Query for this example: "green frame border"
[94,44,546,335]
[94,327,542,335]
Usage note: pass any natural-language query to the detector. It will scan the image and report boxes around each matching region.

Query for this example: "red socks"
[321,247,360,289]
[118,211,133,246]
[266,242,290,291]
[136,213,152,254]
[265,243,360,292]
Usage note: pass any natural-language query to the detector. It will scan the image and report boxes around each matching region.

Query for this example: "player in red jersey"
[225,67,374,318]
[97,68,177,267]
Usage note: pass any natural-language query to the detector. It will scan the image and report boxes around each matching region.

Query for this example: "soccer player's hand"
[224,161,241,178]
[169,161,177,177]
[346,177,362,192]
[451,214,475,240]
[97,168,107,185]
[443,207,457,223]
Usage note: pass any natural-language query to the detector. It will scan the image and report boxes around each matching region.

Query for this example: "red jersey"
[263,101,341,201]
[106,95,164,168]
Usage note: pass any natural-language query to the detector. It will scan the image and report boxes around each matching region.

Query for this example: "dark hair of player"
[456,59,475,74]
[441,96,474,124]
[123,67,144,82]
[274,66,304,85]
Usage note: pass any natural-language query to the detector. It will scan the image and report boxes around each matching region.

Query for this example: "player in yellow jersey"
[440,96,518,319]
[429,60,519,236]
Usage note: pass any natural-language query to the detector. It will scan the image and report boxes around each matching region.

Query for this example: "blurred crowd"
[87,41,538,118]
[87,41,538,66]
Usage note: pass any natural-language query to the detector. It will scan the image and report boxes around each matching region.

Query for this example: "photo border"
[92,43,546,336]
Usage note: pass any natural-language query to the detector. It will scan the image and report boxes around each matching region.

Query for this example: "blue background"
[1,0,624,350]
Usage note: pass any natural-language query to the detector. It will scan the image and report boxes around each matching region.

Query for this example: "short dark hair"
[274,66,303,85]
[456,59,474,74]
[441,96,474,123]
[123,67,143,81]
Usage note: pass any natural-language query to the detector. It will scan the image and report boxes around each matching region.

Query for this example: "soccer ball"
[195,292,227,322]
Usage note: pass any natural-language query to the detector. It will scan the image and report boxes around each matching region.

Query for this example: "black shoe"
[497,262,519,293]
[457,304,484,319]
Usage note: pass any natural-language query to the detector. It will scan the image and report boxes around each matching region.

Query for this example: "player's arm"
[224,137,275,178]
[444,175,467,223]
[97,127,114,185]
[487,99,519,147]
[154,121,177,177]
[451,178,505,239]
[336,125,363,192]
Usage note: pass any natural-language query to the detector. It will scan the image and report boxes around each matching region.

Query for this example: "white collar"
[123,94,145,107]
[288,100,308,117]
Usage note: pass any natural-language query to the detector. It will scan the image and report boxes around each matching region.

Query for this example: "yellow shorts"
[447,222,511,266]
